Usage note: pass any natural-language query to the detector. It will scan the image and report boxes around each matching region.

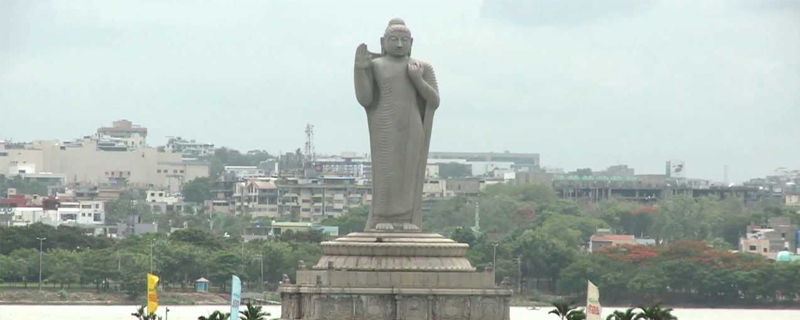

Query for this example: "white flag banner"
[586,280,602,320]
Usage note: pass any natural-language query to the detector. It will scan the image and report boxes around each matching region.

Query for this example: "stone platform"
[280,232,512,320]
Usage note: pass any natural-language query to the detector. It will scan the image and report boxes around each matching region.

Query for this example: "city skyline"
[2,0,798,183]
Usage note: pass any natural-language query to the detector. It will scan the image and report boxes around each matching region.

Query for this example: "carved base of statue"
[279,232,513,320]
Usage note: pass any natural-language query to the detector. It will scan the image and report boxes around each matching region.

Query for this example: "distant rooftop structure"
[166,136,215,159]
[96,120,148,149]
[429,151,539,164]
[97,120,147,137]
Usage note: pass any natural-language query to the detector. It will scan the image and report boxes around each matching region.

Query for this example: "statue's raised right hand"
[355,43,371,69]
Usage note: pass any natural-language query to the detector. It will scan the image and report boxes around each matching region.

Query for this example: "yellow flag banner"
[147,273,160,315]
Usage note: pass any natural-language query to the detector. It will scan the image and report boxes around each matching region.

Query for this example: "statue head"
[381,18,412,57]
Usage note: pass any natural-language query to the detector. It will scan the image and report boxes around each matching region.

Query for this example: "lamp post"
[258,254,264,291]
[36,237,46,291]
[492,242,499,284]
[241,240,245,275]
[149,239,156,274]
[516,255,522,293]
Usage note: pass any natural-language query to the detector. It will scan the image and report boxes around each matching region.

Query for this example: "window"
[782,233,786,239]
[158,192,163,197]
[151,193,156,197]
[93,213,102,222]
[180,170,184,173]
[95,204,100,209]
[157,170,161,173]
[749,245,756,251]
[763,248,768,253]
[174,170,178,174]
[81,205,92,209]
[0,152,7,156]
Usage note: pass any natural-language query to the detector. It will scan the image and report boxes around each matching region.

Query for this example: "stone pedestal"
[280,232,512,320]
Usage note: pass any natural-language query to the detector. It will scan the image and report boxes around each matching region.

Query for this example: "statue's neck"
[385,55,409,62]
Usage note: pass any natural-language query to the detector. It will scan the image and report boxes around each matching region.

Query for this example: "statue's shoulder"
[410,58,434,69]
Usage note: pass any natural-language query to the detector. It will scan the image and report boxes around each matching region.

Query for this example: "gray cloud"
[1,0,798,183]
[481,0,657,27]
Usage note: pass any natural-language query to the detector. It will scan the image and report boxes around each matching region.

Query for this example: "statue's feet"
[375,223,394,230]
[401,223,420,230]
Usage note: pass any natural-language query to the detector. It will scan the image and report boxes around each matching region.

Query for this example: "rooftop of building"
[97,120,147,133]
[590,234,635,242]
[272,221,313,228]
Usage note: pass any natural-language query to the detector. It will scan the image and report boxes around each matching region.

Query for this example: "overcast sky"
[1,0,798,182]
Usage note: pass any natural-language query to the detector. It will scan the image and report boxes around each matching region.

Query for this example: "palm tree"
[607,308,639,320]
[239,303,270,320]
[566,309,586,320]
[635,304,677,320]
[198,310,230,320]
[549,302,578,320]
[131,305,161,320]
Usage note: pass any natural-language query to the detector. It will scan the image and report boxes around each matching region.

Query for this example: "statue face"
[383,31,412,57]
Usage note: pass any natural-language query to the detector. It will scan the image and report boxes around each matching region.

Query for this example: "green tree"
[207,252,242,292]
[567,309,586,320]
[131,305,162,320]
[183,177,216,203]
[0,174,48,196]
[635,304,677,320]
[8,248,39,287]
[607,308,639,320]
[199,311,230,320]
[626,266,668,302]
[45,249,81,288]
[537,214,608,247]
[80,248,120,291]
[450,227,477,247]
[321,206,368,234]
[239,303,270,320]
[438,163,471,178]
[514,230,577,291]
[170,229,224,250]
[157,242,204,289]
[548,302,579,320]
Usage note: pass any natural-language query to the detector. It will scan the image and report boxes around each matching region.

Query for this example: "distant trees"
[438,163,471,179]
[206,148,275,179]
[0,223,111,255]
[321,206,368,235]
[182,177,216,203]
[0,223,326,295]
[105,199,152,225]
[556,241,800,305]
[0,174,48,196]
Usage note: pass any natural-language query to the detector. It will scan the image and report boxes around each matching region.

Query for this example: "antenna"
[724,165,729,185]
[304,123,316,169]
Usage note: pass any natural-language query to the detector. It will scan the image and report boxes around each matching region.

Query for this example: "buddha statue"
[354,19,440,231]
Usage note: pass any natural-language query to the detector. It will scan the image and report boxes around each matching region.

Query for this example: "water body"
[0,305,798,320]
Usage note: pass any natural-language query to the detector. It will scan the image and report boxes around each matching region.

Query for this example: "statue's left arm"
[409,61,440,109]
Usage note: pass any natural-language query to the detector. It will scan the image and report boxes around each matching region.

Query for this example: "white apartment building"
[224,166,266,180]
[146,190,181,204]
[165,137,215,159]
[9,200,104,226]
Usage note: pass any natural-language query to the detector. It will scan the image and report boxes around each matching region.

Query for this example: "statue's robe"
[361,55,438,230]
